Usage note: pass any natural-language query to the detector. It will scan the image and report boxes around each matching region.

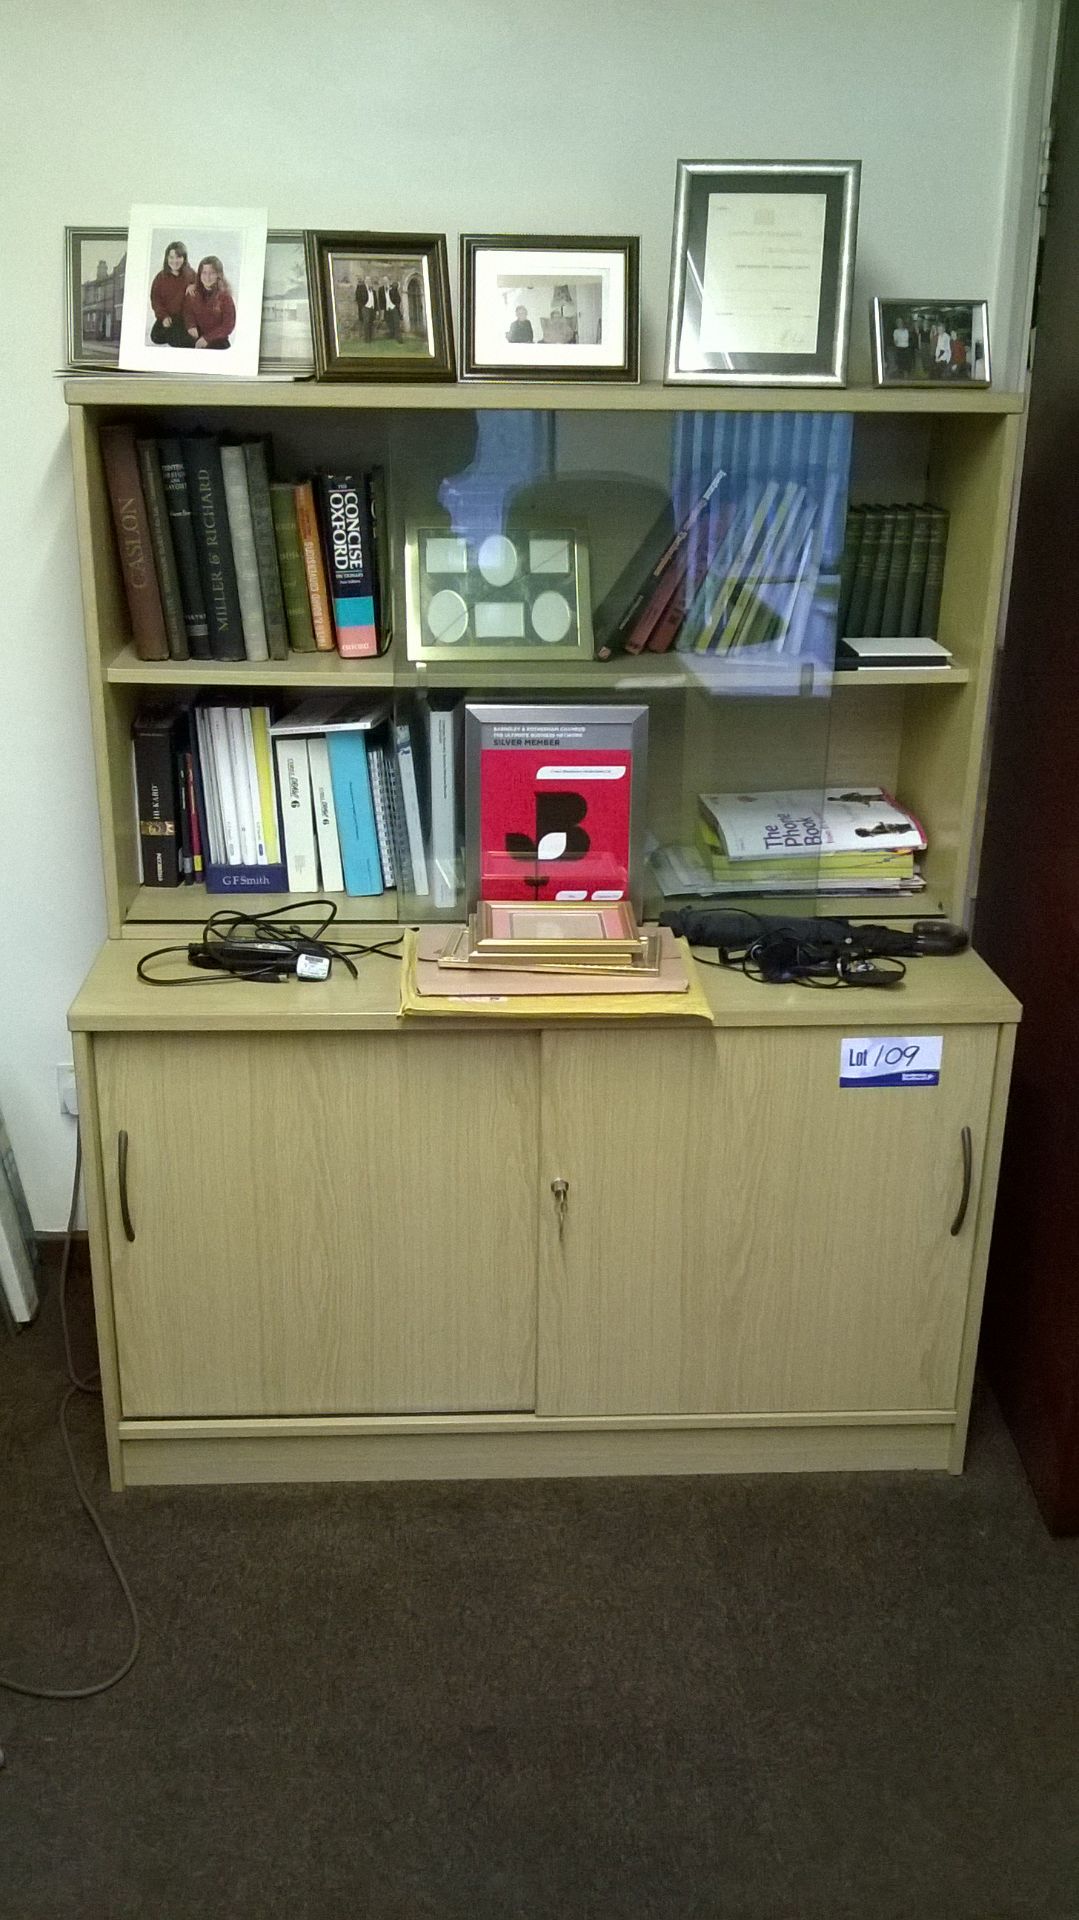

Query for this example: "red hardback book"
[293,481,336,652]
[100,425,169,661]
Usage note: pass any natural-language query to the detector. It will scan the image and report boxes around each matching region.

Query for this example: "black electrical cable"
[136,899,403,985]
[0,1132,141,1747]
[689,938,906,989]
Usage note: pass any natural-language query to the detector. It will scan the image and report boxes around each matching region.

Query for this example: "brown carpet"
[2,1262,1079,1920]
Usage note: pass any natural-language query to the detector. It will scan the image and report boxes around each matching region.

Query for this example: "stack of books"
[101,423,390,664]
[837,503,950,644]
[694,787,927,897]
[131,693,463,903]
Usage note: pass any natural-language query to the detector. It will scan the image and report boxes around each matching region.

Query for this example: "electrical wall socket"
[56,1064,78,1117]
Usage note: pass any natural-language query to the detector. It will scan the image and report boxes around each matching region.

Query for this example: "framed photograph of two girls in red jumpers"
[118,203,268,378]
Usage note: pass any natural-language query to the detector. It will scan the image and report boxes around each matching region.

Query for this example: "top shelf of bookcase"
[63,378,1025,416]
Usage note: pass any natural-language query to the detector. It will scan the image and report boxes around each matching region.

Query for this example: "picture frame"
[65,228,312,375]
[118,203,268,378]
[258,232,314,376]
[65,227,127,369]
[460,234,640,382]
[464,701,649,914]
[871,298,991,387]
[405,525,593,662]
[664,159,860,387]
[305,230,455,382]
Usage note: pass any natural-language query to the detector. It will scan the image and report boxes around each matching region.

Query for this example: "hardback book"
[365,468,392,654]
[423,695,462,909]
[174,729,192,882]
[134,440,188,660]
[619,465,729,656]
[269,483,317,652]
[100,425,169,661]
[226,706,261,866]
[157,438,211,658]
[645,502,738,653]
[220,445,270,663]
[381,734,415,896]
[393,715,430,898]
[182,746,203,882]
[306,735,344,893]
[862,504,897,638]
[899,506,934,638]
[326,731,383,896]
[131,704,181,884]
[250,707,282,866]
[698,787,927,860]
[273,735,319,892]
[844,504,882,638]
[242,441,289,660]
[180,436,246,661]
[919,507,950,639]
[293,480,336,651]
[317,471,379,657]
[367,735,397,889]
[879,505,915,636]
[837,505,865,637]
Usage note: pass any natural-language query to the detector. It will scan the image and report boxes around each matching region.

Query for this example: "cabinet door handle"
[950,1125,973,1237]
[117,1129,136,1243]
[551,1177,569,1241]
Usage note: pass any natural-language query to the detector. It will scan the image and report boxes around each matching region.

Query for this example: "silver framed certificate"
[665,160,860,387]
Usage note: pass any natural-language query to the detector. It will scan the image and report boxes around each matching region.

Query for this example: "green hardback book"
[919,507,950,639]
[243,442,289,660]
[899,506,933,636]
[269,482,317,652]
[837,505,865,637]
[844,505,882,637]
[135,439,189,661]
[862,505,897,638]
[880,505,915,636]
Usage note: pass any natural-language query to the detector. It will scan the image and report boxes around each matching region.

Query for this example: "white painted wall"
[0,0,1056,1225]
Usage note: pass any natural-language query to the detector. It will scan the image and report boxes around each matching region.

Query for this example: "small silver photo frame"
[871,298,991,387]
[665,159,860,387]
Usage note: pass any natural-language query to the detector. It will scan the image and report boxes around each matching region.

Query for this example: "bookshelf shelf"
[104,643,971,695]
[63,376,1025,417]
[104,645,396,689]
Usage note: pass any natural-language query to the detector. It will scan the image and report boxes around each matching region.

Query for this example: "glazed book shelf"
[65,375,1022,1492]
[68,378,1020,938]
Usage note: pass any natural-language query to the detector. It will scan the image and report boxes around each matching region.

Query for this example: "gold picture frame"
[405,525,593,661]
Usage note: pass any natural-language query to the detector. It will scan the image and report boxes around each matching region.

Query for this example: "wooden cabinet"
[93,1030,538,1418]
[71,945,1018,1488]
[538,1026,997,1417]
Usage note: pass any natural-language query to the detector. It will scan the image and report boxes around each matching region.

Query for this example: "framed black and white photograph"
[118,203,268,376]
[665,160,859,387]
[406,526,593,661]
[461,235,639,382]
[66,227,126,369]
[872,298,991,386]
[305,231,455,382]
[259,232,314,376]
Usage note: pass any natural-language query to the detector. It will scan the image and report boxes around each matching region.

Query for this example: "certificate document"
[699,192,827,355]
